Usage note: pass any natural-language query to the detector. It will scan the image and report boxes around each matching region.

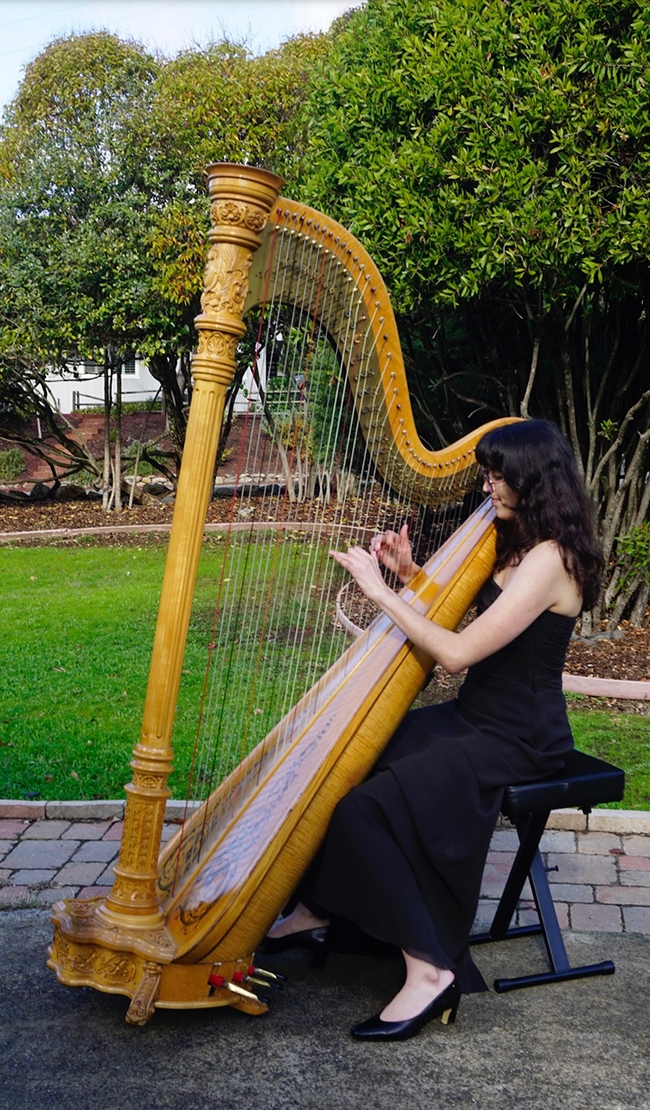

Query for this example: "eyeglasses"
[481,467,507,491]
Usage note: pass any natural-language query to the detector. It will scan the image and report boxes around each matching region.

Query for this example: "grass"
[566,699,650,810]
[1,540,648,809]
[0,537,346,802]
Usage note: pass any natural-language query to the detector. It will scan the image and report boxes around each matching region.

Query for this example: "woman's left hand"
[330,546,390,604]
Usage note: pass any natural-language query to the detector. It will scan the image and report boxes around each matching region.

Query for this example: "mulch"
[1,497,648,714]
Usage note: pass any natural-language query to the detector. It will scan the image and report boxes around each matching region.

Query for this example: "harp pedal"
[208,972,270,1007]
[248,964,287,986]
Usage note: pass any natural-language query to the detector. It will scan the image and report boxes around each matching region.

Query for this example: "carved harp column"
[97,166,284,934]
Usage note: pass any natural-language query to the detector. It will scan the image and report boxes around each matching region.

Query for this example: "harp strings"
[170,221,477,888]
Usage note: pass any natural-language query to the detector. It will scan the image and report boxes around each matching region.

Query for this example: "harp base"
[48,897,268,1023]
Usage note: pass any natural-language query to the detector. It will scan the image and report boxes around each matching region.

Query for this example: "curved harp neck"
[245,196,519,506]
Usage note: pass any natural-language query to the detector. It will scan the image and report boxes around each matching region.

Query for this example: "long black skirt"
[305,702,505,993]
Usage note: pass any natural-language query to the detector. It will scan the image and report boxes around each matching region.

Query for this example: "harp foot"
[126,961,163,1026]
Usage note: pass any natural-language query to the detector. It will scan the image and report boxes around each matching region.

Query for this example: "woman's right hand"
[369,525,418,583]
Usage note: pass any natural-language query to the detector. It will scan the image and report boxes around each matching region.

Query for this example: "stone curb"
[563,673,650,700]
[1,799,649,836]
[0,799,201,822]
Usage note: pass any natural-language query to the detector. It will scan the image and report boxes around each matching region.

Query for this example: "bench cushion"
[502,749,625,818]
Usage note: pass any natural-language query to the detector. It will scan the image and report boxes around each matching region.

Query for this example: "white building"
[45,348,271,417]
[45,356,161,415]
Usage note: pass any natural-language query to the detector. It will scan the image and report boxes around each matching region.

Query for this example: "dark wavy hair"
[475,420,603,609]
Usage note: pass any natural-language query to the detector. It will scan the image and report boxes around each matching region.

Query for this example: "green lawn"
[1,541,648,808]
[0,537,347,801]
[566,701,650,810]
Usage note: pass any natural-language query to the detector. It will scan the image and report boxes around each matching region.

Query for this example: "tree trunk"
[102,353,113,512]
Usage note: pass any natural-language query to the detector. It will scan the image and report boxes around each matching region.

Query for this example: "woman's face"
[481,468,519,520]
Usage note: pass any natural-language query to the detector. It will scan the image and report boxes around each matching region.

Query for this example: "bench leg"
[471,811,616,991]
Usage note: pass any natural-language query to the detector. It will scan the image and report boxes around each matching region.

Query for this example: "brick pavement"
[1,799,650,935]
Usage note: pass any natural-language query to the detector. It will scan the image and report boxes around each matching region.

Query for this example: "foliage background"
[0,1,649,624]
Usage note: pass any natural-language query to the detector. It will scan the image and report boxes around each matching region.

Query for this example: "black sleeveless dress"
[306,580,576,992]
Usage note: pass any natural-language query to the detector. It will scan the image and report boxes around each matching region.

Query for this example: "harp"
[48,164,516,1024]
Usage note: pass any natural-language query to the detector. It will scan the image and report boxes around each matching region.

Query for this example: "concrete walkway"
[2,801,650,1110]
[1,911,649,1110]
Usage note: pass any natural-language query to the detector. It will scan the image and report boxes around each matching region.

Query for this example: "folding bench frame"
[471,749,625,992]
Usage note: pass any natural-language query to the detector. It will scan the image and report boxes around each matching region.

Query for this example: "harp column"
[98,164,285,932]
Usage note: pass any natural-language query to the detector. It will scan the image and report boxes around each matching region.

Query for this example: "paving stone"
[596,886,650,906]
[62,821,112,840]
[0,840,15,861]
[166,800,200,821]
[11,870,57,884]
[76,885,113,899]
[0,801,45,819]
[622,835,650,858]
[486,850,515,868]
[488,829,520,851]
[34,886,78,906]
[539,830,576,853]
[619,856,650,871]
[480,861,532,901]
[620,871,650,887]
[22,820,71,839]
[102,822,124,841]
[54,861,107,886]
[548,883,593,903]
[546,808,588,832]
[589,810,650,835]
[46,800,124,820]
[622,906,650,934]
[570,903,623,932]
[0,820,29,838]
[96,863,116,884]
[576,831,622,854]
[547,852,617,885]
[0,885,31,906]
[518,903,569,930]
[1,840,79,870]
[71,841,119,863]
[471,900,502,933]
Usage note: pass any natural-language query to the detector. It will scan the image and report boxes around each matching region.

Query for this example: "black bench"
[471,749,625,992]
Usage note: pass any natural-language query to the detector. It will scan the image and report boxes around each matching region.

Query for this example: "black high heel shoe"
[257,926,330,968]
[350,979,461,1042]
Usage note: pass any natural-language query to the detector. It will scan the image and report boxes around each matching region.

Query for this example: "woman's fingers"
[330,546,386,598]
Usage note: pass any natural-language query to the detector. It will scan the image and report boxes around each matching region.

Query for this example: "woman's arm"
[330,541,578,674]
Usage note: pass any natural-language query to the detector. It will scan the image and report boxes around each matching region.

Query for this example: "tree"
[0,32,171,504]
[0,31,333,500]
[301,0,650,625]
[144,32,333,455]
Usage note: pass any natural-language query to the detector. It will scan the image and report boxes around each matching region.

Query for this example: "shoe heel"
[440,1003,458,1026]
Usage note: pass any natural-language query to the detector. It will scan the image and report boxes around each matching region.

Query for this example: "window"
[123,356,136,376]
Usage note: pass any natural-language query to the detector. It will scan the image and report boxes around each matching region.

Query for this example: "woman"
[261,420,603,1041]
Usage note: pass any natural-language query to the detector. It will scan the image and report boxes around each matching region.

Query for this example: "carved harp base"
[48,897,267,1024]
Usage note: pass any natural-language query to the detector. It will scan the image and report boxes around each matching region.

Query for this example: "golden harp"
[48,164,516,1024]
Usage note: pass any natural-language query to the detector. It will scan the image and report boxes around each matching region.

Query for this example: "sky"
[0,0,364,111]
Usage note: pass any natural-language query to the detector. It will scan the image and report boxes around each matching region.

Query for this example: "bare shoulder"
[516,541,582,615]
[519,540,565,572]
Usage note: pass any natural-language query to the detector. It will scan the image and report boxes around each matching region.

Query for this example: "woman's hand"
[369,525,418,583]
[330,546,390,605]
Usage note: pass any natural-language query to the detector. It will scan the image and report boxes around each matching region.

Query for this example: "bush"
[0,447,26,480]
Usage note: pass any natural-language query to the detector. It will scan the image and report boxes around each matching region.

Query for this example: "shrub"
[0,447,26,480]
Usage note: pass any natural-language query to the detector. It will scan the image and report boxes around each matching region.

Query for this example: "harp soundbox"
[48,164,516,1023]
